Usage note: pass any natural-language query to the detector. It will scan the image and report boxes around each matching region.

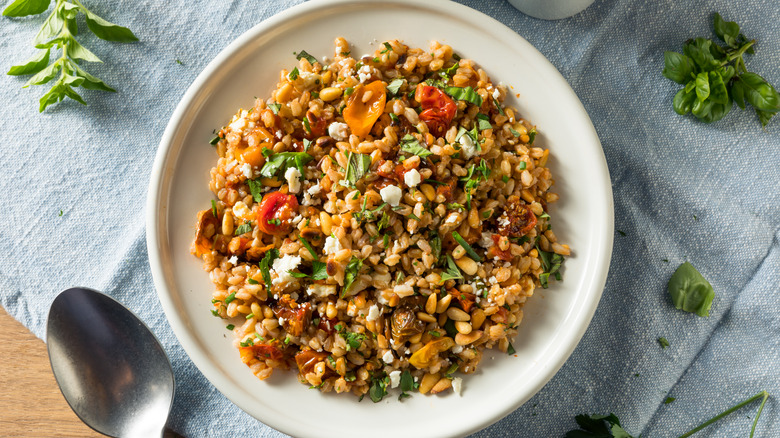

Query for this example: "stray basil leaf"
[387,78,404,96]
[247,178,264,203]
[7,48,51,76]
[294,50,317,65]
[507,342,516,355]
[234,223,252,235]
[2,0,50,17]
[658,337,669,349]
[341,256,363,297]
[211,199,218,217]
[399,134,433,158]
[259,249,280,291]
[369,374,389,402]
[288,67,299,80]
[668,262,714,317]
[444,86,483,106]
[81,5,138,42]
[662,51,695,85]
[310,260,328,280]
[476,113,492,130]
[260,152,313,179]
[565,413,634,438]
[344,152,372,186]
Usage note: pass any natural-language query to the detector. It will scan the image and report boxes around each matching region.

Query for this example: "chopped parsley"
[341,331,367,351]
[259,249,280,291]
[537,245,564,289]
[226,324,235,330]
[528,127,537,144]
[209,135,221,145]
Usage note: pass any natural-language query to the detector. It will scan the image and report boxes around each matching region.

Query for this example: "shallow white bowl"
[146,0,613,437]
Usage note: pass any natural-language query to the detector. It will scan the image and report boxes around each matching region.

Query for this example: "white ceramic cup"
[506,0,595,20]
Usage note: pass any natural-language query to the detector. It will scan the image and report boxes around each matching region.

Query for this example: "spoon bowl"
[47,287,175,438]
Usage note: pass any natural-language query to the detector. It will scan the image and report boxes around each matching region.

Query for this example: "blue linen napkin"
[1,0,778,436]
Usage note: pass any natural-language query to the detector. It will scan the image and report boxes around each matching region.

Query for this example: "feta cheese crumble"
[380,184,403,206]
[452,377,463,395]
[271,254,302,285]
[284,166,301,193]
[328,122,349,141]
[240,163,253,179]
[459,132,479,159]
[403,168,421,187]
[388,370,401,389]
[366,304,380,322]
[382,350,394,364]
[323,235,343,255]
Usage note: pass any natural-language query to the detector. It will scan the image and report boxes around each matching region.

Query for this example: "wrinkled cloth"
[1,0,779,436]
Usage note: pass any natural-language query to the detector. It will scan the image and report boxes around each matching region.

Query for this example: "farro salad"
[191,38,570,401]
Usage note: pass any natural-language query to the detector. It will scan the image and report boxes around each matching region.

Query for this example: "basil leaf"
[289,67,299,80]
[713,12,740,47]
[708,71,728,105]
[387,78,404,96]
[717,65,735,84]
[298,236,317,259]
[662,51,695,84]
[235,223,252,235]
[7,48,50,76]
[294,50,317,65]
[344,152,372,186]
[731,81,746,110]
[757,109,774,128]
[695,72,710,101]
[81,6,138,42]
[476,113,492,130]
[72,64,116,92]
[400,370,415,392]
[211,199,218,217]
[673,88,696,115]
[740,73,780,113]
[341,256,363,297]
[268,103,281,114]
[444,86,483,106]
[683,38,719,72]
[668,262,715,317]
[399,134,432,158]
[32,10,63,47]
[65,37,103,63]
[260,152,313,179]
[259,249,280,292]
[2,0,50,17]
[247,178,264,202]
[23,61,60,87]
[369,374,389,402]
[658,337,670,349]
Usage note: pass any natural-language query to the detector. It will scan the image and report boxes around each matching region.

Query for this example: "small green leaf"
[658,337,670,349]
[294,49,317,65]
[80,6,138,42]
[399,134,432,158]
[72,65,116,92]
[2,0,50,17]
[695,72,710,101]
[673,88,696,115]
[662,51,694,84]
[386,78,404,96]
[731,81,746,110]
[683,38,719,72]
[757,109,774,128]
[713,12,740,46]
[444,86,483,106]
[38,82,65,111]
[708,71,728,105]
[65,37,103,63]
[740,73,780,113]
[668,262,715,317]
[7,48,51,76]
[23,60,60,87]
[32,9,63,47]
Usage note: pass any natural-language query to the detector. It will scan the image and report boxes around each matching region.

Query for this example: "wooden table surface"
[0,306,102,437]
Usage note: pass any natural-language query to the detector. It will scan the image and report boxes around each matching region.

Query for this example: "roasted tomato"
[436,176,458,203]
[304,110,329,139]
[256,191,299,235]
[239,342,284,362]
[273,298,312,337]
[191,208,219,257]
[488,234,513,261]
[414,84,456,137]
[497,195,537,237]
[317,316,339,335]
[295,350,330,375]
[343,80,386,138]
[449,289,477,313]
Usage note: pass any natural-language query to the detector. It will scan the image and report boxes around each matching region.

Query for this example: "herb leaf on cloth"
[565,413,634,438]
[4,0,137,111]
[668,262,714,317]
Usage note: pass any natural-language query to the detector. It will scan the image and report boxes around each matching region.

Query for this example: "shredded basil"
[476,113,492,130]
[260,151,313,179]
[288,67,299,80]
[344,152,372,186]
[268,103,281,114]
[387,78,404,96]
[341,256,363,297]
[399,134,432,158]
[445,86,483,106]
[247,178,264,203]
[211,199,218,217]
[298,236,317,258]
[294,50,317,65]
[234,223,252,235]
[259,249,280,291]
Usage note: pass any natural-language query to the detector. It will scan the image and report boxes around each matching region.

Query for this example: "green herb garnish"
[5,0,138,112]
[344,152,372,186]
[398,369,417,400]
[658,337,670,349]
[664,397,676,404]
[294,49,317,65]
[452,231,482,262]
[440,255,463,282]
[476,113,492,130]
[247,178,264,203]
[247,278,259,285]
[444,86,483,106]
[662,13,779,127]
[387,78,404,96]
[668,261,714,317]
[399,134,433,158]
[234,223,252,235]
[268,103,281,114]
[224,291,237,304]
[258,248,279,291]
[288,67,299,80]
[298,236,317,259]
[369,373,389,403]
[507,342,516,355]
[341,256,363,297]
[537,245,564,289]
[211,199,218,217]
[260,151,313,180]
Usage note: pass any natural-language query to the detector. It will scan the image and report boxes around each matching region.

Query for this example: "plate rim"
[146,0,614,436]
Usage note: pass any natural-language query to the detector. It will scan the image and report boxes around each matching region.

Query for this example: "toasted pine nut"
[430,377,453,394]
[447,307,470,321]
[417,312,437,323]
[425,293,437,314]
[471,309,486,330]
[319,87,342,102]
[436,294,452,314]
[454,256,478,276]
[419,373,440,394]
[221,210,234,236]
[420,184,436,201]
[455,330,482,346]
[455,321,472,334]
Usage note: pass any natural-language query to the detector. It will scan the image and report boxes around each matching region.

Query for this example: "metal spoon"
[47,287,175,438]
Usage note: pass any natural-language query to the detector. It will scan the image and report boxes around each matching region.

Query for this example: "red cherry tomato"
[415,84,456,137]
[257,191,298,235]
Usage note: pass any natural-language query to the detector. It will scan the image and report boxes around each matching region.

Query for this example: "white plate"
[146,1,613,437]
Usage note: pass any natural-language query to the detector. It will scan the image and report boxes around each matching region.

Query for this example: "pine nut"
[419,373,440,394]
[454,256,478,276]
[446,307,470,321]
[455,321,472,334]
[319,87,342,102]
[425,293,437,314]
[436,294,452,314]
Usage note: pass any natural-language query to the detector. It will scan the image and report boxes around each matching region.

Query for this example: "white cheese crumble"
[492,87,501,100]
[240,163,253,179]
[227,255,238,265]
[232,201,251,220]
[307,284,337,297]
[452,345,463,354]
[403,168,421,187]
[328,122,349,141]
[366,304,380,322]
[358,65,372,83]
[271,254,302,285]
[382,350,394,364]
[307,182,321,195]
[298,71,319,88]
[459,133,479,159]
[452,377,463,395]
[380,185,403,207]
[284,166,302,193]
[479,232,494,248]
[389,370,401,389]
[229,117,247,132]
[323,235,343,255]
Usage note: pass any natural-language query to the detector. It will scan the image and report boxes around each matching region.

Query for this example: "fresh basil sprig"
[4,0,137,111]
[662,12,779,127]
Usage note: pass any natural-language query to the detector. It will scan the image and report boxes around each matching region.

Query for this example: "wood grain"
[0,306,102,438]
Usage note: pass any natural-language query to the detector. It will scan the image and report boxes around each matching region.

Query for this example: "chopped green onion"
[452,231,482,262]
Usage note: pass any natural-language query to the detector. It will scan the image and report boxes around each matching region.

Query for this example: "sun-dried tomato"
[497,196,537,237]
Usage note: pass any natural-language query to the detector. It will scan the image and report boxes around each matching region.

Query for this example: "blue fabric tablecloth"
[1,0,778,436]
